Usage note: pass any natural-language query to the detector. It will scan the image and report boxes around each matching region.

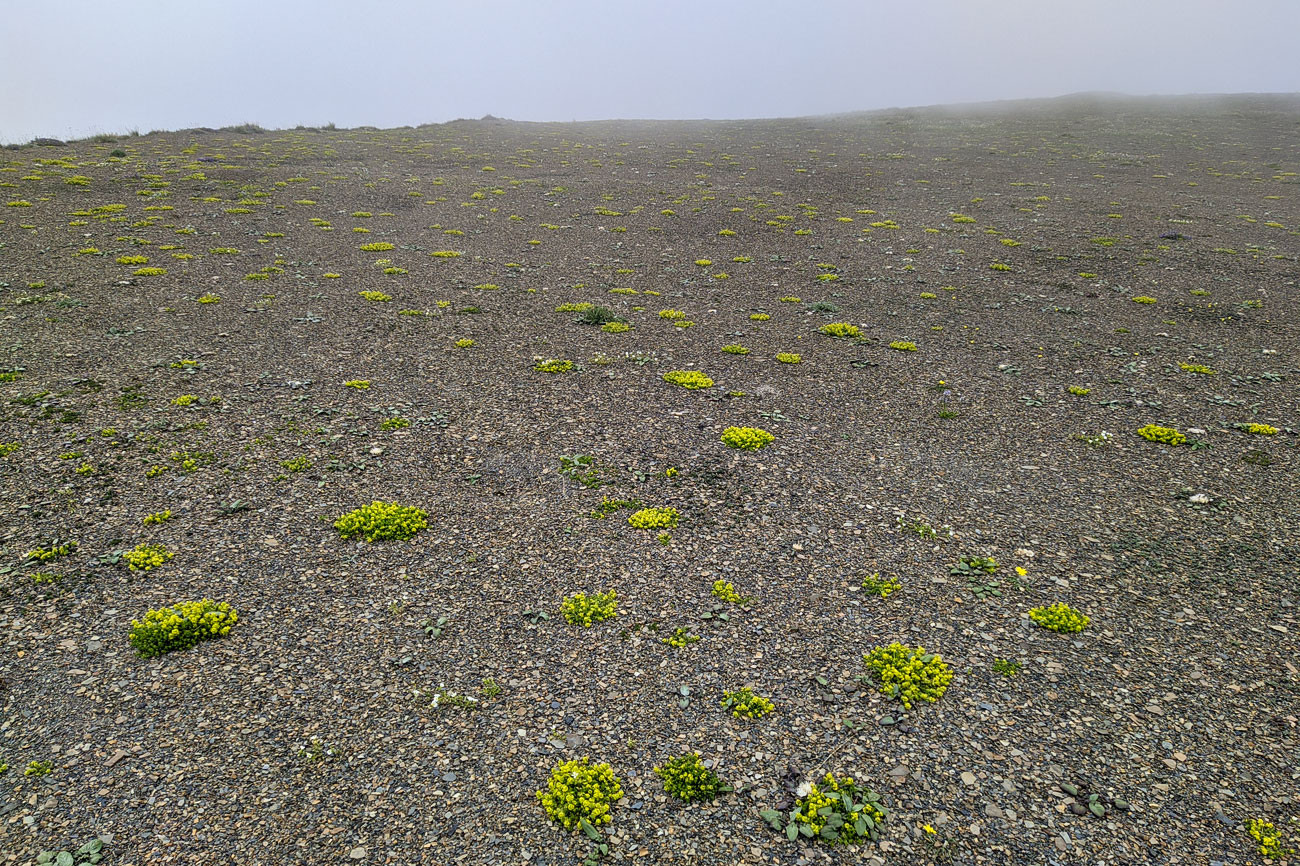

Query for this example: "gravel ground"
[0,93,1298,865]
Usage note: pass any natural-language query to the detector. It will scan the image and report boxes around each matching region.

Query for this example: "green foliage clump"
[863,643,953,709]
[1179,362,1216,375]
[762,773,887,845]
[721,686,774,719]
[26,540,76,562]
[0,441,20,457]
[535,358,574,373]
[334,501,428,542]
[661,626,700,648]
[562,590,618,626]
[819,322,861,338]
[125,542,173,572]
[861,573,901,597]
[993,658,1023,677]
[628,507,679,529]
[575,305,623,325]
[281,456,312,472]
[35,838,107,865]
[1028,602,1090,633]
[663,370,713,389]
[128,599,238,658]
[26,760,53,776]
[720,426,774,450]
[655,753,726,802]
[381,416,410,430]
[1138,424,1185,446]
[950,555,997,576]
[537,758,624,831]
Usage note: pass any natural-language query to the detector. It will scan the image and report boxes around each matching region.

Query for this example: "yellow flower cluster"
[125,542,173,572]
[142,509,173,526]
[889,340,918,352]
[1137,424,1185,446]
[1179,362,1215,375]
[654,753,723,802]
[819,322,861,338]
[722,687,774,719]
[711,580,746,604]
[601,322,631,333]
[790,773,886,844]
[358,290,391,302]
[721,344,749,354]
[359,242,395,251]
[534,359,574,373]
[863,643,953,709]
[333,501,428,542]
[658,309,686,320]
[1248,818,1295,859]
[776,353,801,364]
[1132,295,1157,304]
[628,507,679,530]
[561,590,618,627]
[662,370,713,389]
[1027,602,1090,633]
[861,573,901,598]
[1244,422,1278,435]
[720,426,774,451]
[129,599,238,658]
[536,758,624,830]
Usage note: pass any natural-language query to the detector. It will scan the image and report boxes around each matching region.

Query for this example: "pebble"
[348,847,367,860]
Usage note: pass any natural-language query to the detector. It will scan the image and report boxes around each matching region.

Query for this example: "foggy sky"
[4,0,1299,144]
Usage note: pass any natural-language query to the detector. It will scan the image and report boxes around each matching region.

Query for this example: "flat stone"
[984,803,1003,818]
[960,771,977,786]
[348,847,367,860]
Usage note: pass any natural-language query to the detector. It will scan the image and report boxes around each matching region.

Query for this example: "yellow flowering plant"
[662,370,713,389]
[1137,424,1185,446]
[561,590,618,626]
[721,687,774,719]
[1028,602,1090,633]
[124,543,173,572]
[720,426,774,451]
[862,643,953,709]
[537,757,624,831]
[628,507,679,530]
[333,501,428,542]
[128,599,238,658]
[760,773,887,844]
[654,753,728,802]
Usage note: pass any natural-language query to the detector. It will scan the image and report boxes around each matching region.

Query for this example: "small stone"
[960,771,977,786]
[348,847,367,860]
[984,804,1003,818]
[442,772,457,782]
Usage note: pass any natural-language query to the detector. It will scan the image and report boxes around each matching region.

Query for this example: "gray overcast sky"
[3,0,1299,143]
